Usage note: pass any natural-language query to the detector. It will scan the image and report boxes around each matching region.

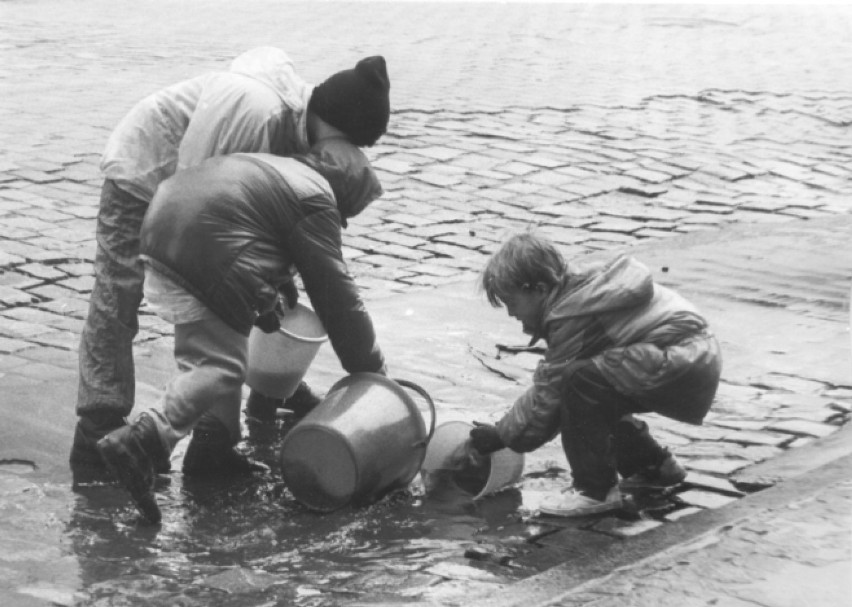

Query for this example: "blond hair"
[480,231,567,307]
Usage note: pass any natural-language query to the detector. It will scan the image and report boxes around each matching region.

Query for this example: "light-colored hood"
[229,47,312,108]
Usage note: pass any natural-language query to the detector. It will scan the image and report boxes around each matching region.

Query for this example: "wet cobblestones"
[1,2,851,606]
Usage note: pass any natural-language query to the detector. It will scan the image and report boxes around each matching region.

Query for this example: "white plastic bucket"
[421,421,524,500]
[245,303,327,399]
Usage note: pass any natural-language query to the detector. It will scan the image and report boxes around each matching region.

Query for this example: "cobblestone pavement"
[1,2,851,606]
[530,477,852,607]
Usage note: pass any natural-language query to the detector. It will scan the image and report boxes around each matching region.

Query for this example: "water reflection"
[58,422,528,606]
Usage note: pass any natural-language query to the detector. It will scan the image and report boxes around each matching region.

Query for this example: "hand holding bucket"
[246,303,328,399]
[421,421,524,500]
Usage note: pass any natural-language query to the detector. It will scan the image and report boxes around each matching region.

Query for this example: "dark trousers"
[77,180,148,417]
[560,362,672,500]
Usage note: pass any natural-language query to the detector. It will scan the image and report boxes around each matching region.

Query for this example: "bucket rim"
[277,326,329,343]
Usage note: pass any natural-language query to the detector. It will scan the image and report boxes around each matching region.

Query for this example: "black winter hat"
[309,56,390,147]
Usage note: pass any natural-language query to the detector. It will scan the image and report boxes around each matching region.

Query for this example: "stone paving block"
[367,231,426,249]
[587,218,645,234]
[0,316,55,338]
[0,307,70,327]
[707,418,768,432]
[664,423,727,442]
[755,375,828,395]
[623,168,672,184]
[684,472,745,496]
[356,254,415,271]
[700,164,752,181]
[618,183,668,198]
[738,445,785,464]
[57,276,94,293]
[662,506,704,522]
[719,429,793,447]
[682,458,750,475]
[691,202,735,215]
[35,298,89,319]
[677,441,746,459]
[11,263,66,282]
[9,169,63,184]
[412,263,465,278]
[590,517,664,538]
[4,358,76,382]
[27,284,85,302]
[410,146,468,162]
[0,285,36,306]
[433,233,493,250]
[767,419,838,438]
[60,205,98,219]
[674,489,739,510]
[0,336,31,354]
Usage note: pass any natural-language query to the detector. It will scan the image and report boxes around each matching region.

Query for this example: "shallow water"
[17,421,531,607]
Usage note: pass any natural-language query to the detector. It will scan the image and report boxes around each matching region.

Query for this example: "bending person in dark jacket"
[97,138,386,523]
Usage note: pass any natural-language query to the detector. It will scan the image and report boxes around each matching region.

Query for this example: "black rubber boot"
[96,412,165,524]
[72,411,171,475]
[182,414,268,477]
[70,411,126,469]
[245,390,282,423]
[283,381,322,418]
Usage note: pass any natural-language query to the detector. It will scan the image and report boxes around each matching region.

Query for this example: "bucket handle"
[393,378,436,449]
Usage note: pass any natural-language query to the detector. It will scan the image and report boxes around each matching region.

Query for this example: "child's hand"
[469,422,505,455]
[448,439,488,470]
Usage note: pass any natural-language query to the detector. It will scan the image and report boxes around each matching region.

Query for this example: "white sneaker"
[539,486,622,518]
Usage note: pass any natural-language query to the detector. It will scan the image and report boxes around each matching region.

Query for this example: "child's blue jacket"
[496,254,721,452]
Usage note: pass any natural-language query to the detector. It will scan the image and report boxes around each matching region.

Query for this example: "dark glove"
[254,310,281,334]
[280,281,299,309]
[469,422,505,455]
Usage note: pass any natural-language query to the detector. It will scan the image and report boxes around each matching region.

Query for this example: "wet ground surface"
[2,2,852,606]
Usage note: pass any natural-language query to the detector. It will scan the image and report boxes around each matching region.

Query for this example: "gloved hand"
[254,310,281,334]
[449,439,489,470]
[469,421,505,455]
[280,281,299,309]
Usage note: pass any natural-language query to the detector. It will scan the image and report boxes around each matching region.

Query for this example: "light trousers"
[149,314,248,453]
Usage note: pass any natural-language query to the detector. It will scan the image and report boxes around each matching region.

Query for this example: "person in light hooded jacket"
[97,137,387,524]
[465,231,721,518]
[73,48,391,475]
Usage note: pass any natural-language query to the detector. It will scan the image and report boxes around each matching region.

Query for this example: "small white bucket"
[421,421,524,500]
[246,303,327,399]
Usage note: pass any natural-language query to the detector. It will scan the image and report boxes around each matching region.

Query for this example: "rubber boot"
[97,412,165,524]
[182,414,268,477]
[283,381,322,418]
[70,411,126,469]
[245,390,282,424]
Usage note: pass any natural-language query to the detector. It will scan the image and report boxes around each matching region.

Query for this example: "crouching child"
[467,231,722,517]
[97,138,387,523]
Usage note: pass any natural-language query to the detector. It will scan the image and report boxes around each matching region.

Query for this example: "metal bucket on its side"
[279,373,436,512]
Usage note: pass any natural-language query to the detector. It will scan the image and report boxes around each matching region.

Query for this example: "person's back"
[101,47,311,202]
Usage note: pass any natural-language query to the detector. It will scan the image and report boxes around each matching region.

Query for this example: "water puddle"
[47,426,531,606]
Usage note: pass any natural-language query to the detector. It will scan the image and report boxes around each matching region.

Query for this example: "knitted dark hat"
[309,56,390,147]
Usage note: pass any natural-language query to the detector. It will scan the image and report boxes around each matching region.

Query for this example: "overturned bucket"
[421,421,524,500]
[279,373,436,512]
[246,303,327,399]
